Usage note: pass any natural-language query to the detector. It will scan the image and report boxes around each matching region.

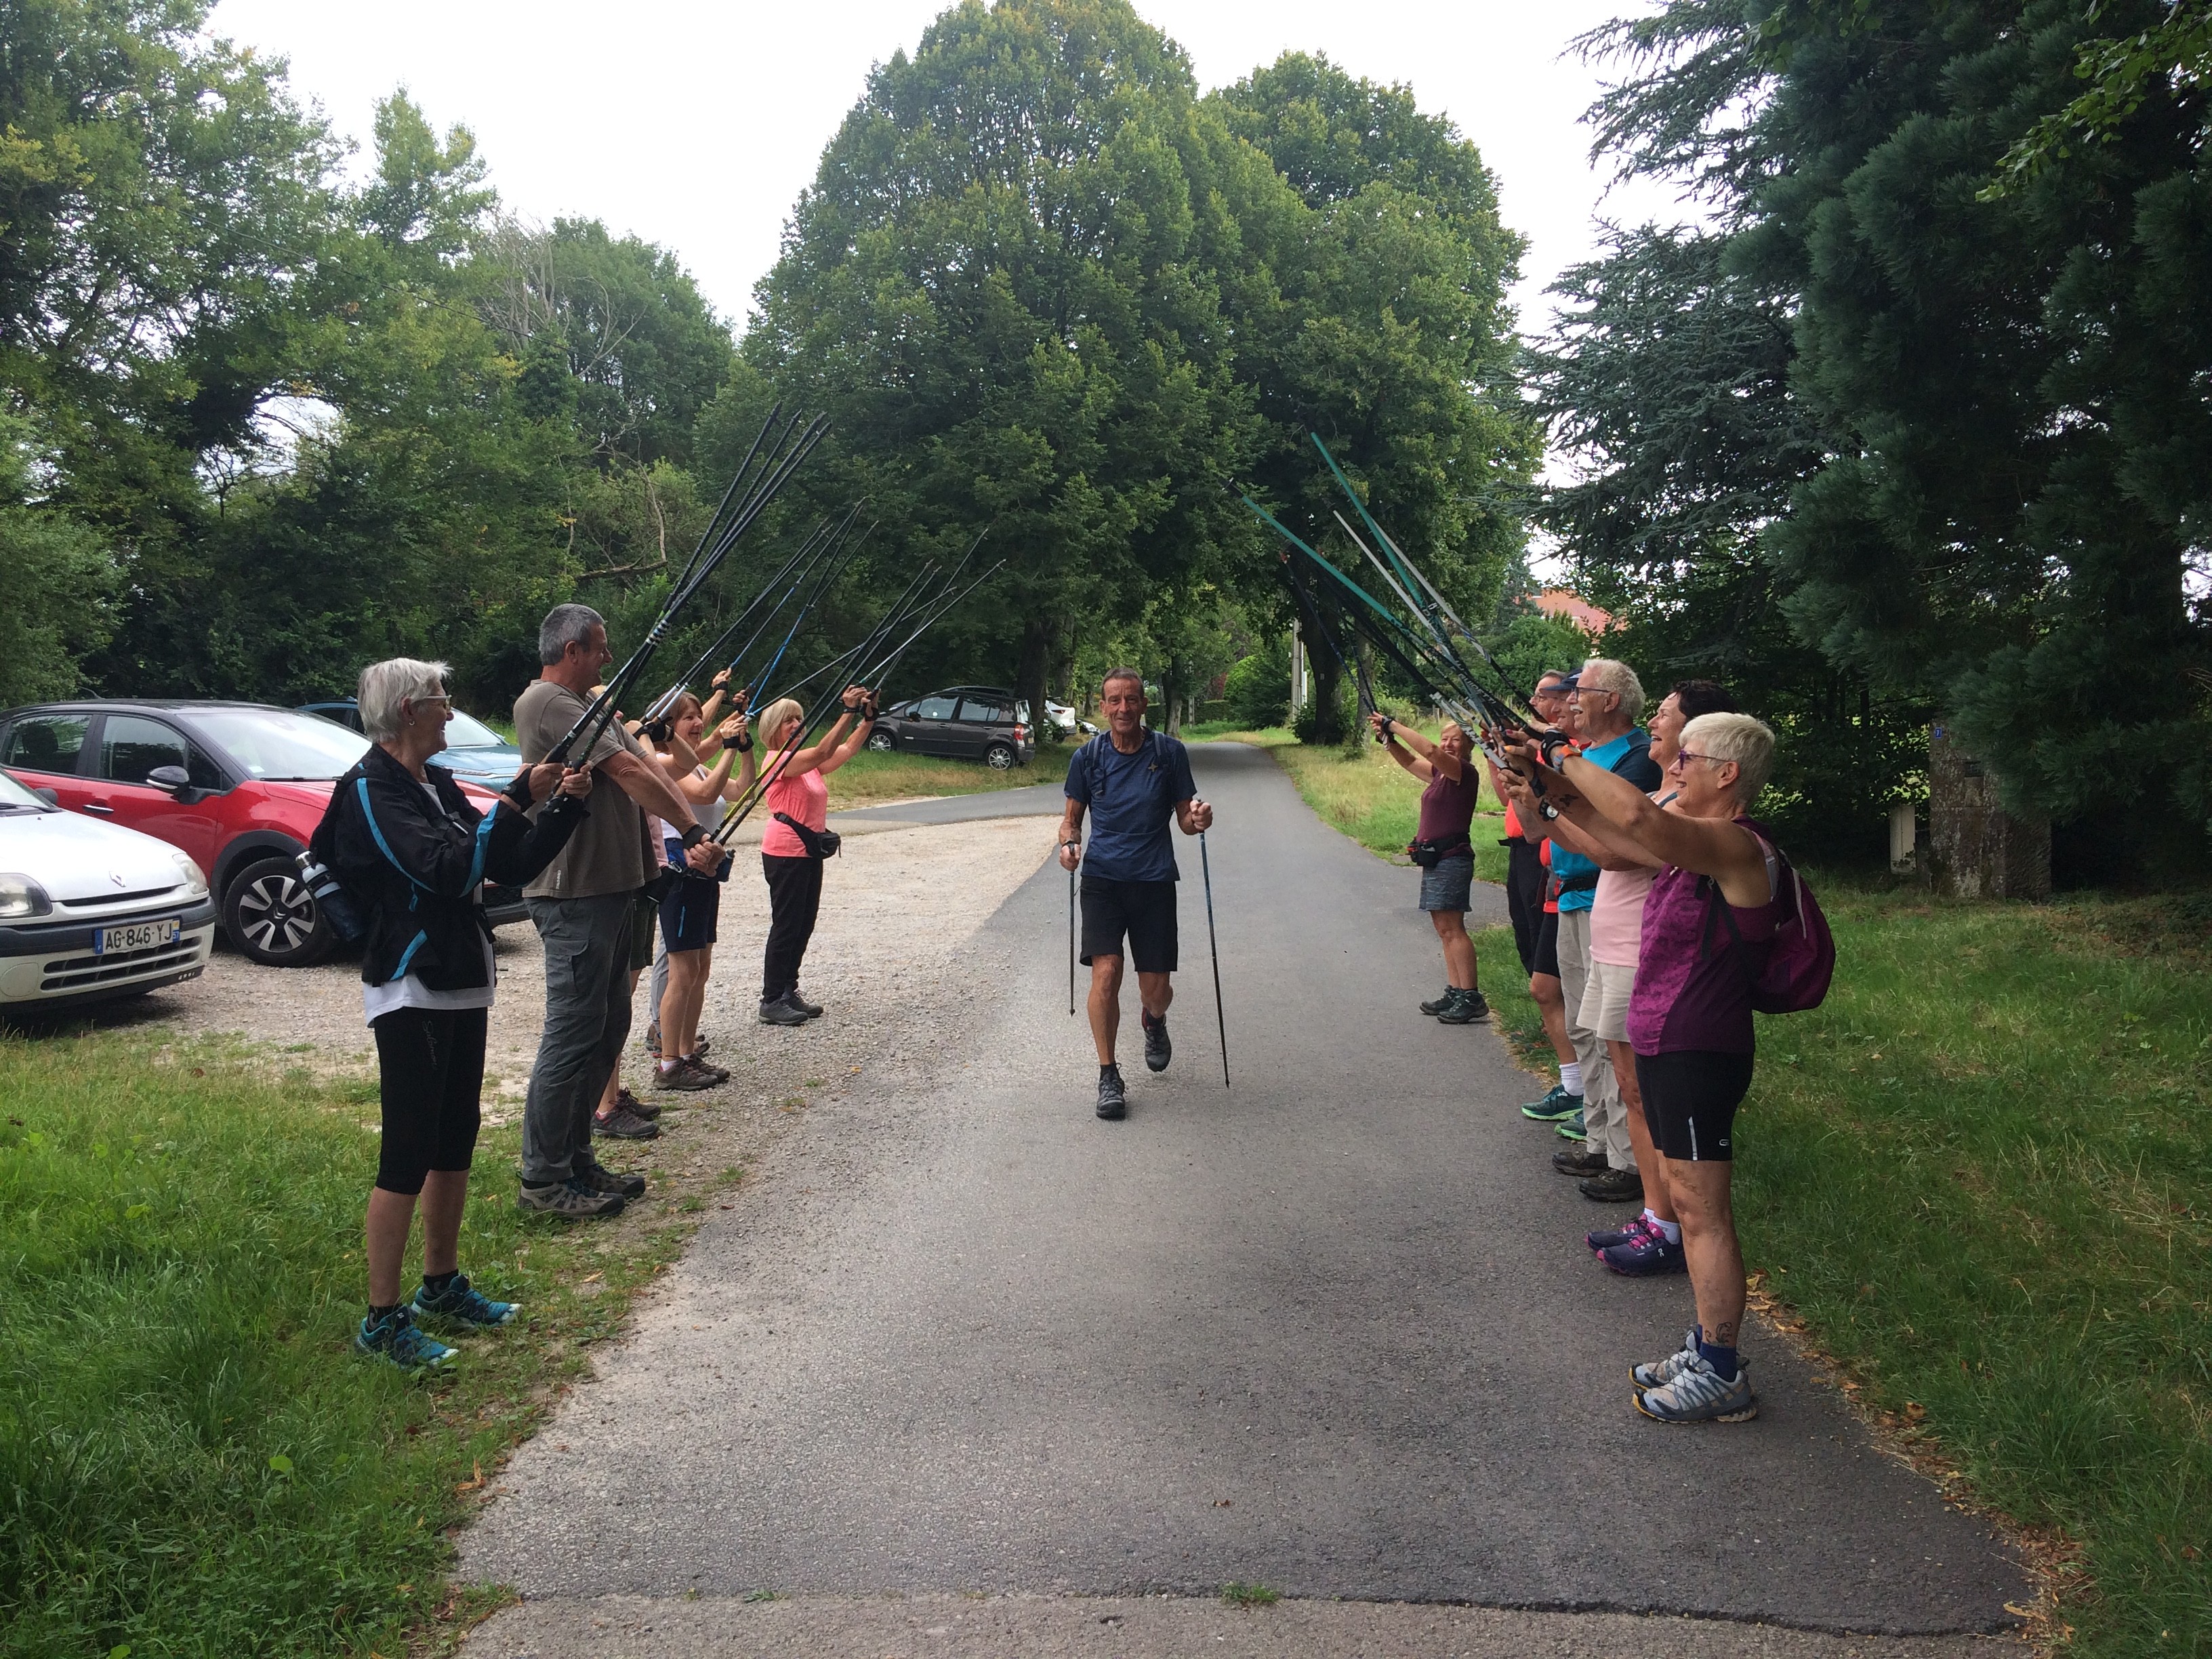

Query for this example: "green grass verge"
[828,743,1069,807]
[1479,892,2209,1656]
[0,1031,718,1657]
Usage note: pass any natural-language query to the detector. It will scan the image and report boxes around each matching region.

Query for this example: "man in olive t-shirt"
[513,604,722,1216]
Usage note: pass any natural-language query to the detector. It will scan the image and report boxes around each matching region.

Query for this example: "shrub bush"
[1224,638,1290,729]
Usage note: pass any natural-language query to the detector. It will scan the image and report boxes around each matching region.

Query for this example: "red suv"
[0,701,517,967]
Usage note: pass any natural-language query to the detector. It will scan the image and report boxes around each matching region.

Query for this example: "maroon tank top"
[1626,823,1777,1057]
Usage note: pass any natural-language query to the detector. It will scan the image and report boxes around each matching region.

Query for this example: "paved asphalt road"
[462,743,2023,1645]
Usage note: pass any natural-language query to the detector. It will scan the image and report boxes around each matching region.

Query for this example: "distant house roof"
[1534,588,1613,634]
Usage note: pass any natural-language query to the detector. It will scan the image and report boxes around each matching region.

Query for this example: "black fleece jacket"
[313,745,584,991]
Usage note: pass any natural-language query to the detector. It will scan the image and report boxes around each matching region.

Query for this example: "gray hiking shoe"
[758,991,811,1026]
[1141,1009,1171,1073]
[1632,1328,1706,1394]
[579,1157,647,1200]
[1435,987,1490,1025]
[594,1100,660,1138]
[517,1176,626,1218]
[1635,1352,1757,1423]
[1419,986,1456,1016]
[653,1057,720,1092]
[1096,1065,1128,1120]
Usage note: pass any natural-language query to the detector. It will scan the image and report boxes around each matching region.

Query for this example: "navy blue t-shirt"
[1066,729,1198,883]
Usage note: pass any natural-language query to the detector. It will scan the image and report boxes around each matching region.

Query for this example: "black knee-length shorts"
[1080,876,1178,974]
[371,1005,487,1194]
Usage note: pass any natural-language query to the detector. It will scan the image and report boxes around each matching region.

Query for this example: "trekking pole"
[1068,861,1076,1017]
[1197,810,1228,1089]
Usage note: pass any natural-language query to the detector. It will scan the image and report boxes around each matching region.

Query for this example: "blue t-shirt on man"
[1551,728,1661,914]
[1066,729,1198,883]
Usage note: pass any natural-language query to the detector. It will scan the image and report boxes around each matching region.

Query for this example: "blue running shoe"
[1521,1086,1582,1122]
[412,1273,518,1328]
[1554,1108,1587,1142]
[1600,1231,1687,1277]
[355,1307,453,1372]
[1586,1214,1653,1253]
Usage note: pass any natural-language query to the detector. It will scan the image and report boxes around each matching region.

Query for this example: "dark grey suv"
[863,687,1034,769]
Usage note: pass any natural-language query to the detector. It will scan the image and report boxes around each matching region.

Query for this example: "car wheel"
[865,729,897,753]
[223,855,333,966]
[984,742,1016,770]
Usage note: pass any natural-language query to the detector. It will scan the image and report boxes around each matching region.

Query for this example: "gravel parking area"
[108,815,1061,1132]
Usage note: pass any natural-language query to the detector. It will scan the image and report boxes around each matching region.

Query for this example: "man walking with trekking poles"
[1057,668,1214,1121]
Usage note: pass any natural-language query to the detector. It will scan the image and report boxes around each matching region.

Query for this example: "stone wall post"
[1927,724,2051,899]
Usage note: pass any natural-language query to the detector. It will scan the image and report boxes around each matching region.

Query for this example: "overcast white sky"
[207,0,1683,344]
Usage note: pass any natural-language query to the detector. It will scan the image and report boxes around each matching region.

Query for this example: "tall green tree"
[744,0,1265,728]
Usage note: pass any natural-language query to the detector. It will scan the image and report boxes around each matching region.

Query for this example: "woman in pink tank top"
[751,687,876,1026]
[1504,711,1777,1427]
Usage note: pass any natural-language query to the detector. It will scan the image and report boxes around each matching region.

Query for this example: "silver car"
[0,766,220,1010]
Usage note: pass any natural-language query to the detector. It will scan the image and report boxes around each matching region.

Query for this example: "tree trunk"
[1307,647,1346,743]
[1927,724,2049,899]
[1017,616,1051,747]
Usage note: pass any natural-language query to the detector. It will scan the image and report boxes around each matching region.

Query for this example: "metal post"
[1198,825,1228,1090]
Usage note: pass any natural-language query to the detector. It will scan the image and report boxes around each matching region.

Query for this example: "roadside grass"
[1477,889,2211,1657]
[1218,1582,1281,1607]
[1250,733,1509,885]
[827,743,1069,808]
[0,1029,716,1658]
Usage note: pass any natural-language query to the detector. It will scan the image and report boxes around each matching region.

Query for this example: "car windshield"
[0,768,51,811]
[445,710,508,750]
[192,708,369,780]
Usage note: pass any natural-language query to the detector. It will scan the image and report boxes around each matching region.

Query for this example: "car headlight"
[168,850,209,901]
[0,873,53,919]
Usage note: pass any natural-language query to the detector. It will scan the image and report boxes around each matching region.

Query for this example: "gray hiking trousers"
[520,891,636,1186]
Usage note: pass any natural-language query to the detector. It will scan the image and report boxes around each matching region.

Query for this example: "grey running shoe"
[1631,1328,1703,1393]
[594,1101,660,1138]
[518,1177,626,1218]
[788,988,824,1018]
[1419,986,1456,1016]
[758,991,811,1026]
[579,1157,647,1200]
[1096,1065,1128,1120]
[1141,1009,1171,1073]
[1635,1353,1757,1423]
[1435,987,1490,1025]
[653,1057,720,1092]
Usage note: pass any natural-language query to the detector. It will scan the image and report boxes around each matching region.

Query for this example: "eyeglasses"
[406,693,453,710]
[1569,687,1615,702]
[1671,749,1723,770]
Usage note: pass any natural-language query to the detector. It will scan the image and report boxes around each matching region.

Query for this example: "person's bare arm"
[1374,714,1460,782]
[601,747,705,830]
[1057,798,1087,871]
[1543,747,1769,903]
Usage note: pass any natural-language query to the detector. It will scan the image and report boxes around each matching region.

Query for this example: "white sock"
[1644,1209,1682,1244]
[1559,1062,1583,1096]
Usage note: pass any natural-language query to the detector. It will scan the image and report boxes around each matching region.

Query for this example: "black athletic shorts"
[1531,906,1561,980]
[1504,838,1544,973]
[659,872,720,953]
[371,1006,487,1195]
[1635,1048,1757,1162]
[1080,876,1178,974]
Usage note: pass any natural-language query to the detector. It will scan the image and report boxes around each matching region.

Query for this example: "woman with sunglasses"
[1507,710,1777,1425]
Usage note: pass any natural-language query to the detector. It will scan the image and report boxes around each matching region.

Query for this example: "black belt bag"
[775,813,841,859]
[1407,833,1472,869]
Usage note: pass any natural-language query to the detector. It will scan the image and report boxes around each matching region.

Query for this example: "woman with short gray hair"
[314,659,592,1371]
[1509,709,1778,1425]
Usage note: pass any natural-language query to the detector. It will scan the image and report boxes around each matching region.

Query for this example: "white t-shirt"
[363,779,497,1025]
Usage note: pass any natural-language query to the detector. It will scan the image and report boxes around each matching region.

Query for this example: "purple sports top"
[1626,822,1777,1057]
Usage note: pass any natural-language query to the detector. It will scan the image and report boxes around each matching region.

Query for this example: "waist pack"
[1406,833,1471,869]
[774,812,841,859]
[1700,831,1835,1014]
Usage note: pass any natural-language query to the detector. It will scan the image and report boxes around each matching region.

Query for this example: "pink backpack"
[1704,830,1836,1014]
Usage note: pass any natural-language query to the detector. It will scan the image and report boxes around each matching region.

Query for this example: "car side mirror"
[146,764,191,796]
[33,787,58,807]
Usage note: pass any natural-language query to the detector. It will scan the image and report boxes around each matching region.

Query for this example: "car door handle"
[83,802,114,815]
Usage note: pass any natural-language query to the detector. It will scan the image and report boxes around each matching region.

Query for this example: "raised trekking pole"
[1197,808,1228,1089]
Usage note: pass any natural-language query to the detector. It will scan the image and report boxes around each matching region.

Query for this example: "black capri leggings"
[761,853,825,1002]
[370,1006,487,1195]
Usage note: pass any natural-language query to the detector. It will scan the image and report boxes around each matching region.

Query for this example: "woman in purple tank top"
[1507,711,1776,1426]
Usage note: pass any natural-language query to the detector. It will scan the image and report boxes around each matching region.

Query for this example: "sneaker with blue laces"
[1554,1108,1587,1142]
[412,1273,518,1328]
[1521,1085,1582,1122]
[355,1306,453,1373]
[1635,1351,1757,1422]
